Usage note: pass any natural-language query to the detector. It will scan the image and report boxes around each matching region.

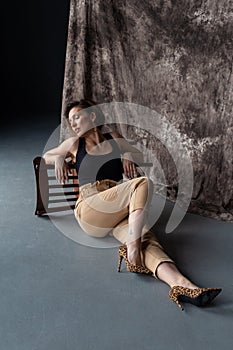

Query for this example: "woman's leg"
[113,219,198,289]
[74,177,153,241]
[126,177,154,265]
[113,219,173,274]
[141,229,198,288]
[156,263,198,289]
[113,219,198,288]
[127,209,144,265]
[76,176,197,287]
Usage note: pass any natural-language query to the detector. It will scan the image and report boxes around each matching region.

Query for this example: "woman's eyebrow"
[70,112,80,118]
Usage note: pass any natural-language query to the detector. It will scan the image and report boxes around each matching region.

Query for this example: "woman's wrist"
[54,155,66,165]
[121,152,133,161]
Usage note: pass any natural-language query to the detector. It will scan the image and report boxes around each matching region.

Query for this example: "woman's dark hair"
[65,99,105,130]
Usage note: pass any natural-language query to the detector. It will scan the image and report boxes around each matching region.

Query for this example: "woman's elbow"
[42,152,53,164]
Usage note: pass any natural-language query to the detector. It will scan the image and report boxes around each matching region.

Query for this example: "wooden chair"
[33,156,153,216]
[33,156,79,216]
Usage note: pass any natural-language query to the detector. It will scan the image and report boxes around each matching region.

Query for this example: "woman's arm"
[109,131,144,179]
[43,137,79,183]
[43,137,78,164]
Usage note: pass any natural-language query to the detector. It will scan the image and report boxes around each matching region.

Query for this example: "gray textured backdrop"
[60,0,233,221]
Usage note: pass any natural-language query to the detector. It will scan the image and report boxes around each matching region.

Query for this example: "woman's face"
[68,107,96,136]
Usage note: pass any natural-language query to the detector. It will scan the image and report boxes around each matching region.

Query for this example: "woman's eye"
[75,114,80,119]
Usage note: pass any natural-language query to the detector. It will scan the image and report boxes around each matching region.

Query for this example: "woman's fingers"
[56,168,64,184]
[127,164,134,179]
[63,165,70,184]
[123,160,137,179]
[55,163,70,184]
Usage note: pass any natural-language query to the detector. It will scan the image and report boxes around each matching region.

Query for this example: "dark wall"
[3,1,70,120]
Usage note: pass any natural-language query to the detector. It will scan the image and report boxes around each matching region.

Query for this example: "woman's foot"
[118,244,152,275]
[170,276,199,290]
[169,286,222,310]
[156,262,221,310]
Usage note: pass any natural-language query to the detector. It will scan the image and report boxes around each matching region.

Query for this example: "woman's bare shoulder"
[43,136,79,159]
[62,136,79,155]
[63,136,79,146]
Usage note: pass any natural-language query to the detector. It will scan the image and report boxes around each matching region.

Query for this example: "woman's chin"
[74,129,83,136]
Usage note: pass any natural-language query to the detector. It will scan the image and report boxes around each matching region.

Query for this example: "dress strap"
[77,137,86,153]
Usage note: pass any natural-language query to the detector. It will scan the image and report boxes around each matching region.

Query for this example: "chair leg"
[33,157,49,215]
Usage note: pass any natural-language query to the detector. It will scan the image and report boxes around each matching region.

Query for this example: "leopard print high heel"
[118,243,152,275]
[169,286,222,311]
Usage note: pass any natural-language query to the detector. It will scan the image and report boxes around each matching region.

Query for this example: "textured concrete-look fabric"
[61,0,233,221]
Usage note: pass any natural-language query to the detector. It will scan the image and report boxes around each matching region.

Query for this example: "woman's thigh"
[74,177,152,237]
[75,194,129,237]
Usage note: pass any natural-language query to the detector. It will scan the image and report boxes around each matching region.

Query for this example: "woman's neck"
[83,129,105,146]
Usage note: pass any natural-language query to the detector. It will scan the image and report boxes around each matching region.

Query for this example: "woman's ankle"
[156,262,199,289]
[127,237,141,248]
[127,242,142,265]
[169,277,199,289]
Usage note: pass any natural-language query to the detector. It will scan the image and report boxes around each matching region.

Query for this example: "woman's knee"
[137,176,153,187]
[136,176,154,198]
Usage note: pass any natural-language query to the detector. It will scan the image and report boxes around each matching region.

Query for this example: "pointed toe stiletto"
[169,286,222,311]
[118,243,152,275]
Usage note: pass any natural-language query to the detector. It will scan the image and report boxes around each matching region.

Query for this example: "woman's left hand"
[122,159,138,179]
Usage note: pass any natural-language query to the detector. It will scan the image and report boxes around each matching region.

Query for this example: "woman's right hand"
[55,156,71,184]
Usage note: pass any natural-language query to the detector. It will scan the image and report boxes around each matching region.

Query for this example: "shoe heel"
[118,254,123,272]
[173,296,184,311]
[169,287,184,311]
[117,244,152,275]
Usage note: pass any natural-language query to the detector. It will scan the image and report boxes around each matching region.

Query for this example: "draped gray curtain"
[61,0,233,221]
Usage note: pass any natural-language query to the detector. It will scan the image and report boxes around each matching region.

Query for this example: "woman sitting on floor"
[43,99,221,310]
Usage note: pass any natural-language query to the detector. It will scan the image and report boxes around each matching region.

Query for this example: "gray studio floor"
[0,116,232,350]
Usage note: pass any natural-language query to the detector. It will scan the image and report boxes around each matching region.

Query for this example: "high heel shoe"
[118,243,152,275]
[169,286,222,311]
